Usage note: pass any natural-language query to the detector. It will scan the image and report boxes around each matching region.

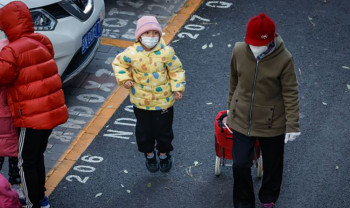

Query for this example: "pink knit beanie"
[135,16,162,40]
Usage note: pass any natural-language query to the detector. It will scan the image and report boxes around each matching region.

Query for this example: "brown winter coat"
[227,34,300,137]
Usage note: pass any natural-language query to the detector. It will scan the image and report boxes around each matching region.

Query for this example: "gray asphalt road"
[49,0,350,207]
[103,0,186,40]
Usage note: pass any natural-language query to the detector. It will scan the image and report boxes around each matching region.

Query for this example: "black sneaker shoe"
[159,154,172,173]
[145,153,159,173]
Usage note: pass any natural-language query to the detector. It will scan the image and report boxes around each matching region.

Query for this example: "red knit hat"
[245,13,276,46]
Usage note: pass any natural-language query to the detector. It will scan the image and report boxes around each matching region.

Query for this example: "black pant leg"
[133,107,156,153]
[258,135,285,203]
[18,128,51,208]
[37,129,52,200]
[154,107,174,153]
[8,156,21,185]
[232,130,256,208]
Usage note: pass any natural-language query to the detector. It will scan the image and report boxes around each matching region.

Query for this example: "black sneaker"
[145,153,159,173]
[159,154,172,173]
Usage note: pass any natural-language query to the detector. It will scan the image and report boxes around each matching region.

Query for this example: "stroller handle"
[223,122,233,134]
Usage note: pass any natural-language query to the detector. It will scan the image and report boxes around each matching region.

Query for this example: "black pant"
[232,130,284,208]
[133,106,174,153]
[18,128,52,208]
[0,156,21,185]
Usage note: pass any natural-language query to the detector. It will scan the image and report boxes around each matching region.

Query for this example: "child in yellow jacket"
[112,16,186,173]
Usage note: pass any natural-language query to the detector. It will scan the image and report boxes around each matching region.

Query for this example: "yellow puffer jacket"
[112,38,185,110]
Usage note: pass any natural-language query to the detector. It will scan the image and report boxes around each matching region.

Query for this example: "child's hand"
[174,91,182,100]
[124,80,134,89]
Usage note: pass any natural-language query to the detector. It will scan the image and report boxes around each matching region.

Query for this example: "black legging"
[0,156,21,185]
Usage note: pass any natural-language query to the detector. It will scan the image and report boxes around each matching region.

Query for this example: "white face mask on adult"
[141,36,159,49]
[249,45,268,58]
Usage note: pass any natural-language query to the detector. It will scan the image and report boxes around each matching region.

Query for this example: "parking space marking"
[45,0,205,196]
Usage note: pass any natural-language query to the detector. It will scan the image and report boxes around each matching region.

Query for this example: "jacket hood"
[258,34,286,61]
[0,1,34,42]
[271,34,285,55]
[0,0,61,8]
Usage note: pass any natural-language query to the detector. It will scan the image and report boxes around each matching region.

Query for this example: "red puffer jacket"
[0,2,68,129]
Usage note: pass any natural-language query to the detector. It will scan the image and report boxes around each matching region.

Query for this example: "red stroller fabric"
[214,110,261,160]
[214,110,234,160]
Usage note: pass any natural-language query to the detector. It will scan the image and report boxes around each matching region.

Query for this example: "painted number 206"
[66,155,104,184]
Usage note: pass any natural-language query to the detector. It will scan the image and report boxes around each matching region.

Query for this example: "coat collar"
[245,34,285,61]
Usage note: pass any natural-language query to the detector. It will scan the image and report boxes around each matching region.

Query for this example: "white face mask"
[249,45,268,58]
[141,36,159,49]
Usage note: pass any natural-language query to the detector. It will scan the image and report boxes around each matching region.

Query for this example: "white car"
[0,0,105,84]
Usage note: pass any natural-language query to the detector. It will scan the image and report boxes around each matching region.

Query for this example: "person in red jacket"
[0,2,69,208]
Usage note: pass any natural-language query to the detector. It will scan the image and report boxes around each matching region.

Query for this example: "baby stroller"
[214,110,263,177]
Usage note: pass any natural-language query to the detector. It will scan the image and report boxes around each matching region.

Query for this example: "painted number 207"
[66,155,104,184]
[177,15,210,40]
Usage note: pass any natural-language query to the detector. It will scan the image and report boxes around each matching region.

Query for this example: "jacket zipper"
[248,60,259,136]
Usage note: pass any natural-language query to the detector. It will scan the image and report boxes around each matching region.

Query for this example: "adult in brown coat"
[227,13,300,208]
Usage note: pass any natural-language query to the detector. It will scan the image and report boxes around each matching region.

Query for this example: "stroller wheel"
[215,156,221,176]
[256,156,263,178]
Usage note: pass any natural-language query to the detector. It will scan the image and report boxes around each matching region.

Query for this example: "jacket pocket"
[251,104,274,128]
[229,98,250,127]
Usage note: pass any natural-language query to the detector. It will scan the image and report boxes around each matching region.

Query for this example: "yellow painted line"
[163,0,205,44]
[45,0,205,196]
[101,37,134,48]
